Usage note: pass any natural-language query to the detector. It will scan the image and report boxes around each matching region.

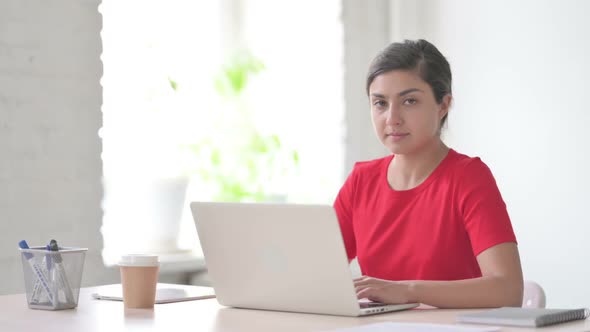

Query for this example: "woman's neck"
[388,140,450,191]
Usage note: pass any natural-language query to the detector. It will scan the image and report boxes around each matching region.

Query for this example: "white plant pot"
[102,175,190,263]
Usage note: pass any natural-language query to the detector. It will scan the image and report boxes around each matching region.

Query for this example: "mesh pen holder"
[19,246,88,310]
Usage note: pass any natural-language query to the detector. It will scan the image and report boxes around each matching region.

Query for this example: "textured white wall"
[390,0,590,308]
[0,0,117,295]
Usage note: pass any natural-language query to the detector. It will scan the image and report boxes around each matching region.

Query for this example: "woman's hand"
[354,276,414,304]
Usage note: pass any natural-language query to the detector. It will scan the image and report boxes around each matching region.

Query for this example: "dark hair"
[366,39,452,126]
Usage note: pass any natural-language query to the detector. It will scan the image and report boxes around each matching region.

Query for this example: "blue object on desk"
[18,240,55,306]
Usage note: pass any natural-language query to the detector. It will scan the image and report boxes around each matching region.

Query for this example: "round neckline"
[382,149,456,196]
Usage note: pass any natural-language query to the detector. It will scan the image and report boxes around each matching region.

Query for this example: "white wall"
[0,0,117,295]
[342,0,391,174]
[390,0,590,307]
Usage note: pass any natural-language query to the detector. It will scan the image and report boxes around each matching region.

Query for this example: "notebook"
[327,322,500,332]
[92,283,216,304]
[457,307,590,327]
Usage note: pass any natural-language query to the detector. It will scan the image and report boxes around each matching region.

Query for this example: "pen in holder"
[48,240,76,306]
[18,242,87,310]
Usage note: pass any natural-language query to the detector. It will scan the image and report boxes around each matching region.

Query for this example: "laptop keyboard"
[359,301,387,308]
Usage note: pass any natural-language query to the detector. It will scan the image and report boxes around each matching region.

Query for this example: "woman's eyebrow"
[370,88,424,99]
[397,88,423,97]
[370,93,387,99]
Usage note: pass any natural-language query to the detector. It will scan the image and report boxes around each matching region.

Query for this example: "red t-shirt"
[333,149,516,281]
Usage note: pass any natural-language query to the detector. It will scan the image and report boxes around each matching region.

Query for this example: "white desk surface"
[1,284,588,332]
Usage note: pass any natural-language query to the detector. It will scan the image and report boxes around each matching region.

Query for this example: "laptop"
[190,202,419,316]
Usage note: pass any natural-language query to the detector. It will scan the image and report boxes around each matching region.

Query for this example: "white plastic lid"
[118,254,159,267]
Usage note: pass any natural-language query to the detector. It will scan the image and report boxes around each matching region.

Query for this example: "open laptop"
[190,202,419,316]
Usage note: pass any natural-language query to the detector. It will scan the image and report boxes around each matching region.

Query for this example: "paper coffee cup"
[118,254,159,308]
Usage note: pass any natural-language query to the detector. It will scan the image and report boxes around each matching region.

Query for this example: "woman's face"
[368,70,450,155]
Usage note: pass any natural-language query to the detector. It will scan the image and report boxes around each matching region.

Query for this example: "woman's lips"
[387,133,409,141]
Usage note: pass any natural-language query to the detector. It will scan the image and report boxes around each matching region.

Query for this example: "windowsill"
[158,252,206,274]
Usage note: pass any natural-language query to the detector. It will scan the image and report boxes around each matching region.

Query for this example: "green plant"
[177,51,299,202]
[214,51,264,98]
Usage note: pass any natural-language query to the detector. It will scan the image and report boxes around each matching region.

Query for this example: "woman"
[334,39,523,308]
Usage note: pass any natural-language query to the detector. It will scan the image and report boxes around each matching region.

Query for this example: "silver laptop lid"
[190,202,362,316]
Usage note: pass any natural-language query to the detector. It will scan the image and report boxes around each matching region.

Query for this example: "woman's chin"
[385,142,410,155]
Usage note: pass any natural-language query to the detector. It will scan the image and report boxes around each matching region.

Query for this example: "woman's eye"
[403,98,417,105]
[373,100,387,108]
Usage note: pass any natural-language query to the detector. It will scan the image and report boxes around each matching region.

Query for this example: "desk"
[1,285,588,332]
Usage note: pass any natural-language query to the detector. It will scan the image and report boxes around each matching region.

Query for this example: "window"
[100,0,344,266]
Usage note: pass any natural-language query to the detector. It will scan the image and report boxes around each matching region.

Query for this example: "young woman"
[334,39,523,308]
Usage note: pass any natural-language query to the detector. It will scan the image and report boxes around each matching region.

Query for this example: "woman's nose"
[385,106,402,126]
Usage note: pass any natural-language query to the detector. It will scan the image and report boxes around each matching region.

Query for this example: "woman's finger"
[356,287,372,299]
[358,288,389,303]
[358,288,386,303]
[353,277,374,286]
[353,280,367,287]
[355,282,371,293]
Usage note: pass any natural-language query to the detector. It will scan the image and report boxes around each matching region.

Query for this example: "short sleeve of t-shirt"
[458,158,517,256]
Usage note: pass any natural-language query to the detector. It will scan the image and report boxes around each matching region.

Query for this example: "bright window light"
[100,0,344,266]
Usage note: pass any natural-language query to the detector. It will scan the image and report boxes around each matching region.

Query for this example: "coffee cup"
[118,254,159,308]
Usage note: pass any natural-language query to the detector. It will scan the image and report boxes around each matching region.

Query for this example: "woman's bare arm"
[355,242,524,308]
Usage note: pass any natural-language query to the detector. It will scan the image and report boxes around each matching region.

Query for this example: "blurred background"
[1,0,589,308]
